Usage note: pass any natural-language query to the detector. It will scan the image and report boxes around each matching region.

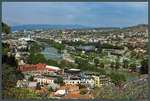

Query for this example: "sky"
[2,2,148,27]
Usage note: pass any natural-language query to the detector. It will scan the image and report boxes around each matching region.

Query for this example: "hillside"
[2,22,11,34]
[122,24,148,32]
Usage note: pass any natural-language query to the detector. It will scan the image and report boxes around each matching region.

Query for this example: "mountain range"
[11,24,92,31]
[11,24,148,32]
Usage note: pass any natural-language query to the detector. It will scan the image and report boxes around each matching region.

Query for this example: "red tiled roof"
[19,64,57,72]
[36,63,46,67]
[58,85,79,90]
[38,68,56,71]
[57,73,64,75]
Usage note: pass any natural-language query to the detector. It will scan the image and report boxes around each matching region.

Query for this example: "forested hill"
[2,22,11,34]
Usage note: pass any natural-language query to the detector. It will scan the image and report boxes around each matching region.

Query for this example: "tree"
[130,63,136,72]
[34,53,47,64]
[77,84,86,89]
[54,77,65,86]
[94,58,99,66]
[59,60,77,69]
[28,76,34,81]
[100,62,104,68]
[115,58,120,69]
[131,51,137,58]
[96,68,106,75]
[77,61,89,70]
[2,22,11,34]
[25,52,47,64]
[110,62,115,69]
[140,58,148,74]
[109,72,126,86]
[75,58,84,64]
[2,64,24,90]
[80,91,87,95]
[46,59,57,66]
[25,52,35,64]
[123,60,129,68]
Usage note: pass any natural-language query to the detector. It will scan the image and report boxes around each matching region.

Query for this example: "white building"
[55,90,66,96]
[46,65,61,71]
[64,80,80,85]
[34,77,55,85]
[64,78,94,88]
[73,38,80,42]
[18,37,34,42]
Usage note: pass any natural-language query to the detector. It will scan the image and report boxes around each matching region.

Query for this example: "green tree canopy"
[54,77,65,86]
[46,59,58,66]
[140,58,148,74]
[94,58,99,66]
[2,64,24,90]
[109,72,126,86]
[28,75,34,81]
[2,22,11,34]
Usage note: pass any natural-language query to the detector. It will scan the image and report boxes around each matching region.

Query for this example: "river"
[40,47,64,60]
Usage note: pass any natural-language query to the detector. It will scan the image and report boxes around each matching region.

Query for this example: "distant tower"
[24,29,27,33]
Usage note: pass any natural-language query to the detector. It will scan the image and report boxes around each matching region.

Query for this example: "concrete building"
[46,65,61,71]
[92,76,100,87]
[34,76,55,85]
[99,75,110,86]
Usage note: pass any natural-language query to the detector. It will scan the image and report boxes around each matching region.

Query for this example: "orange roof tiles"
[48,92,55,97]
[38,68,56,71]
[58,85,79,90]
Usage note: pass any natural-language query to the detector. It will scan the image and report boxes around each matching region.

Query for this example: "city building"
[92,76,100,87]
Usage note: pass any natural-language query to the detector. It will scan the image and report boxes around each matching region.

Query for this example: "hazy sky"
[2,2,148,27]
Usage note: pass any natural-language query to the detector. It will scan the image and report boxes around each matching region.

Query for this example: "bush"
[109,72,126,86]
[28,76,34,81]
[80,91,87,95]
[96,81,148,99]
[2,64,24,90]
[2,88,38,99]
[54,77,65,86]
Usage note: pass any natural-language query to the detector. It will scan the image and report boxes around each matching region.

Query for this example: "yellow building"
[93,75,110,88]
[92,76,100,88]
[99,75,109,87]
